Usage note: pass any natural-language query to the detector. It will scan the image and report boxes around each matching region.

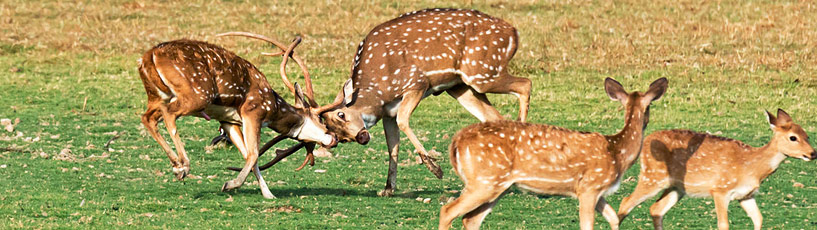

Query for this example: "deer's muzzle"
[356,130,370,145]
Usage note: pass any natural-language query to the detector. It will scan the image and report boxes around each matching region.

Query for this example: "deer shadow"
[648,133,706,189]
[195,186,444,199]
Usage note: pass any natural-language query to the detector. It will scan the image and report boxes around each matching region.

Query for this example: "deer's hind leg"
[152,58,211,179]
[440,184,507,230]
[462,191,507,230]
[460,68,530,122]
[618,176,668,222]
[446,84,503,122]
[142,101,182,172]
[160,96,207,180]
[479,71,530,122]
[650,188,684,230]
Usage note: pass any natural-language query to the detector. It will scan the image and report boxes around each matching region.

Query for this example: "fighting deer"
[212,32,362,173]
[315,8,532,197]
[137,36,337,199]
[617,109,816,230]
[441,77,668,230]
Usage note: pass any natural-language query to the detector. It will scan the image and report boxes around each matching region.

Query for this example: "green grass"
[1,0,817,229]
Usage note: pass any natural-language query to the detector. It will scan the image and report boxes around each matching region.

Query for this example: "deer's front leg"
[222,123,274,199]
[595,197,620,230]
[711,191,731,230]
[222,111,264,193]
[739,197,762,230]
[221,123,248,157]
[379,116,400,197]
[396,90,443,179]
[577,191,602,230]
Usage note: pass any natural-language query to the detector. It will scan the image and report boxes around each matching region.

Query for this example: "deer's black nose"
[356,130,370,145]
[810,151,817,160]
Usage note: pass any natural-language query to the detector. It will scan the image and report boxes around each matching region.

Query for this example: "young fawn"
[617,109,816,230]
[440,77,668,230]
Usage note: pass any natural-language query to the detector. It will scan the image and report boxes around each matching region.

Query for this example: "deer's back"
[351,8,518,101]
[641,130,755,196]
[450,120,616,195]
[139,40,273,108]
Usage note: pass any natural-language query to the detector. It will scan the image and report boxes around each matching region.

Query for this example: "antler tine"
[216,31,291,53]
[217,32,317,107]
[279,37,318,107]
[294,143,316,171]
[279,36,303,99]
[296,53,317,108]
[261,51,286,57]
[315,84,347,114]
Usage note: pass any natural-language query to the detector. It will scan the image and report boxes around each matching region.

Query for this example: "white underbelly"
[728,185,758,200]
[423,80,459,98]
[384,99,401,117]
[202,105,242,124]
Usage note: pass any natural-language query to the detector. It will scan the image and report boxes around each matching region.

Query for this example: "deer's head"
[216,32,343,147]
[286,82,338,148]
[317,79,370,145]
[604,77,668,130]
[766,109,816,161]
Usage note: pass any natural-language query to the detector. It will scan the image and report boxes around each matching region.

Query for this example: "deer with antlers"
[137,36,338,199]
[306,8,531,197]
[616,109,816,230]
[440,77,668,230]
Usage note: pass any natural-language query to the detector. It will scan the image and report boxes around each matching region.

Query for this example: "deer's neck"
[265,100,304,137]
[742,141,787,183]
[347,85,391,128]
[605,106,646,173]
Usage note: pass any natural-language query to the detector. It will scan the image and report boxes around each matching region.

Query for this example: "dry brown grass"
[3,0,817,75]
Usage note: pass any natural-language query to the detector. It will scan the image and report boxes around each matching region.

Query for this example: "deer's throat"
[608,109,647,171]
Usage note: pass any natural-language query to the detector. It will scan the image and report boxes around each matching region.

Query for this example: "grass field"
[2,0,817,229]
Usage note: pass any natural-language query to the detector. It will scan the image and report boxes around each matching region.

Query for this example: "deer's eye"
[338,112,346,120]
[790,136,798,142]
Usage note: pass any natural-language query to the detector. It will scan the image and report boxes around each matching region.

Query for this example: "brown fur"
[321,8,533,197]
[440,77,668,230]
[617,109,816,230]
[137,39,333,198]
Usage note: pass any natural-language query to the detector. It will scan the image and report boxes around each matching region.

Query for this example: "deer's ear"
[604,77,627,102]
[293,82,309,109]
[645,77,668,102]
[765,110,777,129]
[776,109,793,125]
[342,79,356,106]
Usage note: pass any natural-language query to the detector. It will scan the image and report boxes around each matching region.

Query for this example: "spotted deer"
[440,77,668,230]
[616,109,816,230]
[312,8,532,197]
[137,37,338,199]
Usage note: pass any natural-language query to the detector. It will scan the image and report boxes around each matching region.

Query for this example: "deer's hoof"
[421,155,443,179]
[377,189,394,197]
[221,180,241,192]
[172,166,189,181]
[261,192,276,199]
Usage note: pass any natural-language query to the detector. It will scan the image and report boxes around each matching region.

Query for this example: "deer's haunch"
[137,38,337,199]
[319,8,531,197]
[617,109,816,230]
[440,77,668,230]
